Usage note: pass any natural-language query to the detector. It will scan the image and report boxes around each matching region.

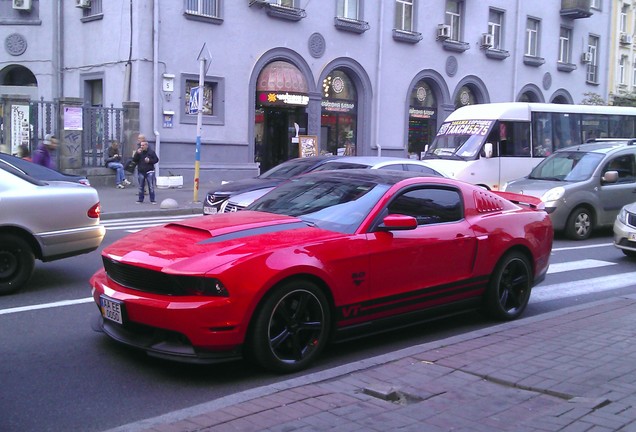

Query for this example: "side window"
[604,154,636,183]
[499,122,531,157]
[387,187,462,225]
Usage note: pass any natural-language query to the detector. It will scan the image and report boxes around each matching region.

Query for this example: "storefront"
[408,80,437,159]
[320,69,358,156]
[254,60,309,172]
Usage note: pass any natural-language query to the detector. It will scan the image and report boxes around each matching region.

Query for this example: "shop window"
[454,85,476,109]
[321,70,358,156]
[408,81,437,159]
[181,75,225,125]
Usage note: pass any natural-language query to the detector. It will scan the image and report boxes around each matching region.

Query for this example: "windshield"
[529,151,605,182]
[247,176,390,234]
[424,120,494,160]
[259,158,324,180]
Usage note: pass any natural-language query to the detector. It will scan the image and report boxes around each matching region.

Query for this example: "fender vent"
[473,190,504,213]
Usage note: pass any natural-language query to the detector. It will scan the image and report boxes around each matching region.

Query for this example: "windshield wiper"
[528,175,562,181]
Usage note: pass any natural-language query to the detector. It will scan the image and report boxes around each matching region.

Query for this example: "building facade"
[0,0,610,185]
[609,0,636,105]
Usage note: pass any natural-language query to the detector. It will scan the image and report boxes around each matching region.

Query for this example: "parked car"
[504,141,636,240]
[90,169,552,373]
[219,156,448,213]
[0,162,105,295]
[203,155,339,215]
[614,201,636,257]
[0,152,90,185]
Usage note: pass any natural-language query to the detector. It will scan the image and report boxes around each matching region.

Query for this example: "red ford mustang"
[90,169,552,373]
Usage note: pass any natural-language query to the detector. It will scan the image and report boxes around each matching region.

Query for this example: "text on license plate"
[629,232,636,242]
[100,295,124,324]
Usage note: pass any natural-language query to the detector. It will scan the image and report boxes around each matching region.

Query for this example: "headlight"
[541,187,565,203]
[176,276,229,297]
[618,207,628,224]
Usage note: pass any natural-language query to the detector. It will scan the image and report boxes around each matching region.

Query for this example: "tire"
[0,234,35,295]
[484,251,532,321]
[248,280,331,373]
[565,207,593,240]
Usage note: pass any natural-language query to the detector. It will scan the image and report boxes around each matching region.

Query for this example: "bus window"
[498,121,530,157]
[532,112,553,156]
[609,115,635,138]
[582,114,609,141]
[552,112,581,149]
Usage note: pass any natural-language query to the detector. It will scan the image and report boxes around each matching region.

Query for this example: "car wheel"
[484,251,532,321]
[565,207,593,240]
[622,249,636,258]
[249,280,331,373]
[0,234,35,295]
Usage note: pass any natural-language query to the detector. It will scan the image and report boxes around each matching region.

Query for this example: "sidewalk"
[103,294,636,432]
[96,183,204,220]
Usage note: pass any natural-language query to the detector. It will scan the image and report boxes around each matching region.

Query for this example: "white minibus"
[421,102,636,190]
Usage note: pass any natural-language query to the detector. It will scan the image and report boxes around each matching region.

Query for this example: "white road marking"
[0,297,94,316]
[552,243,612,252]
[532,271,636,303]
[547,259,616,274]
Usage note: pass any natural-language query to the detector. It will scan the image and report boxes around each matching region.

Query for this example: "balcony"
[560,0,592,19]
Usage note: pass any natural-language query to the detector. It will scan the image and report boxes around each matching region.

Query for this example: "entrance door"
[260,108,307,172]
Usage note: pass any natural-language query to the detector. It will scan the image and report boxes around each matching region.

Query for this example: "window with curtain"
[488,9,503,50]
[337,0,359,19]
[184,0,220,18]
[395,0,414,32]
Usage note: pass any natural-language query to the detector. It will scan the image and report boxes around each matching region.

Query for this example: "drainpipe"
[53,1,63,100]
[374,1,385,156]
[123,0,133,101]
[512,0,521,101]
[153,0,161,175]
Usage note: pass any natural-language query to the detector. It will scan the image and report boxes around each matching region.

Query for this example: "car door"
[598,153,636,225]
[364,185,478,319]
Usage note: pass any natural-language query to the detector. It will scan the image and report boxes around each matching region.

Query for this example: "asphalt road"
[1,221,634,432]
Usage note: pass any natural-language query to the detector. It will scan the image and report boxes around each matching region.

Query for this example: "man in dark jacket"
[132,138,159,203]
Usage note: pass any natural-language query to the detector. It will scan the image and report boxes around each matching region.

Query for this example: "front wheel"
[565,207,593,240]
[0,234,35,295]
[484,251,532,321]
[248,280,331,373]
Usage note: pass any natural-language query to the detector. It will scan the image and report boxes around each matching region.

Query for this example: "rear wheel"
[0,234,35,295]
[484,251,532,321]
[565,207,593,240]
[248,280,330,373]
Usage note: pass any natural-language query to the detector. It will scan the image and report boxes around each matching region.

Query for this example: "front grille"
[103,257,198,296]
[628,211,636,228]
[222,203,245,213]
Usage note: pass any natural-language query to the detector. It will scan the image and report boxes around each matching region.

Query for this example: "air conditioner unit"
[76,0,91,8]
[12,0,31,10]
[437,24,451,39]
[621,33,633,44]
[481,33,494,48]
[581,52,592,63]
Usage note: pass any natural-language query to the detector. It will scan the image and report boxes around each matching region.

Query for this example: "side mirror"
[377,214,418,231]
[602,170,619,183]
[483,143,493,159]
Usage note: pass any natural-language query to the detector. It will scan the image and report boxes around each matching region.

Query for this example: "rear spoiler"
[493,191,545,211]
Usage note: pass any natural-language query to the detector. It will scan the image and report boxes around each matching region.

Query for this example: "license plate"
[203,207,217,215]
[629,232,636,242]
[100,295,124,324]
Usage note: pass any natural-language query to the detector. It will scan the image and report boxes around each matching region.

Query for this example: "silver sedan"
[0,164,106,295]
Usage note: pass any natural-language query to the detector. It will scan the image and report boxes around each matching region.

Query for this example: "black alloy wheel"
[0,234,35,295]
[484,251,532,321]
[249,280,330,373]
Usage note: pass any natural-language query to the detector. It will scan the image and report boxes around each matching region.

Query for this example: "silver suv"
[504,141,636,240]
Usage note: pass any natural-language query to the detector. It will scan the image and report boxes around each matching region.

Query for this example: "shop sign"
[409,107,435,119]
[436,120,493,136]
[258,92,309,106]
[321,100,356,113]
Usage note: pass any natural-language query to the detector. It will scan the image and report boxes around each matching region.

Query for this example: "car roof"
[555,141,636,155]
[0,152,87,183]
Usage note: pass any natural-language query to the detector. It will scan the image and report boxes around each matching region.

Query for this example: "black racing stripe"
[198,221,308,244]
[337,277,489,320]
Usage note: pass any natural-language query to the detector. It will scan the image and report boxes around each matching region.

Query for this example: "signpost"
[193,43,212,203]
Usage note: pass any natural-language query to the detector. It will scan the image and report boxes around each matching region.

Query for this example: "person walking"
[32,134,58,169]
[105,141,131,189]
[132,138,159,204]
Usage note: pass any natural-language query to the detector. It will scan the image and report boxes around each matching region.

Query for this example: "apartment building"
[0,0,610,183]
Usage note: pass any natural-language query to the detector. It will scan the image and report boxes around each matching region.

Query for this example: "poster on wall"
[299,135,318,158]
[64,106,83,130]
[10,104,30,155]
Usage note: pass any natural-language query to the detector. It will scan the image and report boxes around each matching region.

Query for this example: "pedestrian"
[133,138,159,204]
[105,141,131,189]
[18,144,31,161]
[32,134,58,169]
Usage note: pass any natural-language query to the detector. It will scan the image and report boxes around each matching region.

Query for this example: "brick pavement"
[103,295,636,432]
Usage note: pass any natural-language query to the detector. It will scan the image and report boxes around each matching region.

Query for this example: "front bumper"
[90,270,246,364]
[614,217,636,254]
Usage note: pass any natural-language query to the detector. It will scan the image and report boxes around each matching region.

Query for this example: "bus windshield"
[424,120,495,160]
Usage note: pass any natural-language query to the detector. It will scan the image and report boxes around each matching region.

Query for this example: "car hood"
[102,211,342,273]
[207,177,284,195]
[504,178,565,198]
